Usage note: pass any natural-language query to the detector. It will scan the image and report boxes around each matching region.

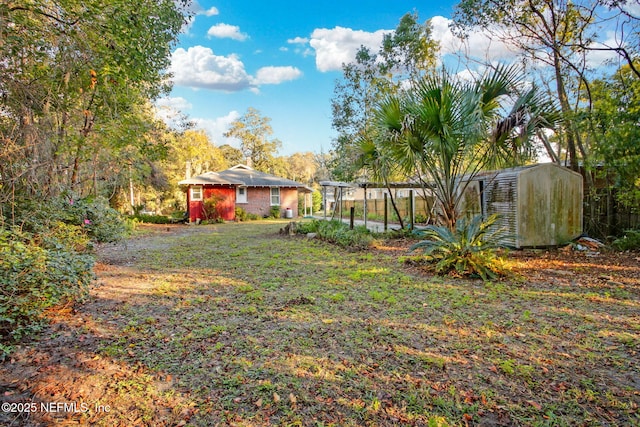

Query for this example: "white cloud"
[192,111,242,146]
[156,96,192,111]
[154,97,242,147]
[430,16,518,61]
[200,6,219,16]
[288,37,309,44]
[187,1,219,16]
[585,31,630,67]
[622,1,640,17]
[181,2,219,34]
[254,66,303,85]
[170,46,253,92]
[207,23,249,41]
[170,46,302,92]
[309,26,392,72]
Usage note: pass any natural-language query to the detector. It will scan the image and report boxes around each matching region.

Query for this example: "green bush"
[131,214,172,224]
[0,226,94,343]
[235,207,248,221]
[297,220,320,234]
[0,195,126,352]
[269,205,281,219]
[297,219,374,249]
[12,195,128,244]
[410,214,510,280]
[611,229,640,251]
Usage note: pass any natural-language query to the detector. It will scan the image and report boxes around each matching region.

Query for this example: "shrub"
[270,205,281,219]
[297,219,374,249]
[415,214,430,224]
[297,219,320,234]
[0,226,94,343]
[235,207,248,222]
[131,214,172,224]
[12,195,128,245]
[202,197,222,222]
[410,214,510,280]
[611,229,640,251]
[0,195,125,351]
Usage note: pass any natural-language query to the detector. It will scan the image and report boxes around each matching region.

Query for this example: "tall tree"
[223,108,282,172]
[330,12,438,181]
[580,62,640,233]
[0,0,189,206]
[451,0,638,172]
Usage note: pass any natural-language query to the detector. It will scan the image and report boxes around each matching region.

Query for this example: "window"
[190,186,203,201]
[236,186,247,203]
[270,187,280,206]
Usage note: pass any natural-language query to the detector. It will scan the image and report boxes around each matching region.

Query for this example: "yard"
[1,221,638,426]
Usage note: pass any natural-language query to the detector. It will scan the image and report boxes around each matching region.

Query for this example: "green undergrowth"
[296,219,375,249]
[0,196,128,350]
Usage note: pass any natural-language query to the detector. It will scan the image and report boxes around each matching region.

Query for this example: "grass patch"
[4,221,639,427]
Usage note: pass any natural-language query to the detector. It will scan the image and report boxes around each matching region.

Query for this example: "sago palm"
[410,213,510,280]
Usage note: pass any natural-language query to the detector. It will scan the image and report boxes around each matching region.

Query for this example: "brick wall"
[239,187,299,217]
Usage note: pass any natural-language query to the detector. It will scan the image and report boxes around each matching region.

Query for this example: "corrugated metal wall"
[482,170,519,247]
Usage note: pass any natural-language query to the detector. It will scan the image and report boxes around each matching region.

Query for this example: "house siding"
[204,187,236,221]
[188,186,235,222]
[243,187,299,218]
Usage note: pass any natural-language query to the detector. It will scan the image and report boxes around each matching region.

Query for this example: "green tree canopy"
[223,108,282,172]
[330,12,439,181]
[0,0,189,206]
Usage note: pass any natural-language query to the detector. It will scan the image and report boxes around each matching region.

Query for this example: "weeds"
[297,219,375,249]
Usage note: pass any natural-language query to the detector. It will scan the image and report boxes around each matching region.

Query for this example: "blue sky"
[158,1,458,155]
[156,0,630,157]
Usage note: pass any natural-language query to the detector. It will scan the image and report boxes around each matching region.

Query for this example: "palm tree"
[373,65,559,230]
[355,136,406,229]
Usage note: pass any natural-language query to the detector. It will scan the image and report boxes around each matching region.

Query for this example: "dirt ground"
[0,224,638,426]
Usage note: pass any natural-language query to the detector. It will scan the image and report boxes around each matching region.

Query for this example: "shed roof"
[179,164,310,190]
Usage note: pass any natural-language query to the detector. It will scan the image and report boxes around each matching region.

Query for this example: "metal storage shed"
[461,163,583,248]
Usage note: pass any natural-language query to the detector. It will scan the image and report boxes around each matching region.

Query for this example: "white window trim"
[190,186,203,201]
[270,187,280,206]
[236,186,247,204]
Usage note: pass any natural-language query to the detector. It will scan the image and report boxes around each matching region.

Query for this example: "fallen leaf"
[273,392,281,403]
[527,400,542,410]
[255,398,263,407]
[289,393,297,404]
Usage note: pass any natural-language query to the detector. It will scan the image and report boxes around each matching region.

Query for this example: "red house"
[179,164,310,222]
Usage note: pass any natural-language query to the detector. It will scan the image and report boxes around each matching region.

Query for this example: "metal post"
[409,189,414,231]
[323,186,327,220]
[350,207,355,230]
[363,185,368,229]
[384,192,388,232]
